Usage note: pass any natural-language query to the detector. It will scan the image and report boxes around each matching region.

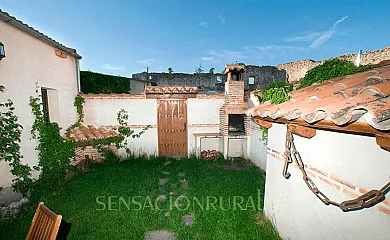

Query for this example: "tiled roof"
[0,9,81,59]
[144,86,198,94]
[223,64,245,74]
[247,65,390,131]
[67,125,120,142]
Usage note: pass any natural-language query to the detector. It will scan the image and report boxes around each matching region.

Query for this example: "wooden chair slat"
[26,202,63,240]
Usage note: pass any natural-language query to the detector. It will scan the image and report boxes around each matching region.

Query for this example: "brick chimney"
[219,64,250,136]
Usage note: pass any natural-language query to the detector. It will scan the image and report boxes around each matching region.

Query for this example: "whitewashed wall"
[265,123,390,240]
[248,120,267,170]
[130,80,147,94]
[82,98,158,157]
[187,98,225,155]
[0,21,78,188]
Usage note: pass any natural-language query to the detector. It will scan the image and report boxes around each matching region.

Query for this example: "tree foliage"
[168,67,174,74]
[194,63,204,74]
[209,67,215,74]
[298,59,375,89]
[80,71,131,94]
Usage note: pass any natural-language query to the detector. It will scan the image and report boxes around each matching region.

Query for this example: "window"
[41,88,60,123]
[41,88,50,122]
[248,77,255,85]
[217,76,222,83]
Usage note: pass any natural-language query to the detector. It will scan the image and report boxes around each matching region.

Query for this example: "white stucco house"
[247,64,390,240]
[0,9,82,190]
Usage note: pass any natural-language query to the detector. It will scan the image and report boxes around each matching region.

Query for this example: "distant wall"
[132,72,226,92]
[132,66,286,92]
[243,65,286,91]
[277,46,390,83]
[130,79,148,94]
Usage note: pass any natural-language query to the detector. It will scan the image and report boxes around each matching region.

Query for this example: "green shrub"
[298,59,375,89]
[255,80,293,104]
[80,71,131,94]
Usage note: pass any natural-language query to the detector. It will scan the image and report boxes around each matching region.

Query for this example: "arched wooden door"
[157,100,188,158]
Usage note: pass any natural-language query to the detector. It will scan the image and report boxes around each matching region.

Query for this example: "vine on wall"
[0,85,33,195]
[66,95,85,136]
[254,80,293,141]
[29,97,75,190]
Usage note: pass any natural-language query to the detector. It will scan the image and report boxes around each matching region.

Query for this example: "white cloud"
[286,32,322,42]
[217,14,226,23]
[309,16,348,49]
[198,22,209,28]
[201,57,214,61]
[136,59,157,66]
[208,50,245,60]
[244,45,305,53]
[102,64,125,71]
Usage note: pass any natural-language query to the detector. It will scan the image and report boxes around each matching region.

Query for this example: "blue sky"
[1,1,389,76]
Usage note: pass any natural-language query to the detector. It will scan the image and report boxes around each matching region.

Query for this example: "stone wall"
[277,46,390,83]
[243,65,287,91]
[132,65,286,92]
[132,72,226,92]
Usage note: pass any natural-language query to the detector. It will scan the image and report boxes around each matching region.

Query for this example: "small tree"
[168,67,174,74]
[194,63,204,74]
[209,67,215,74]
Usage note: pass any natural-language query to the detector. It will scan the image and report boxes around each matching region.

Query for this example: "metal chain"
[283,124,390,212]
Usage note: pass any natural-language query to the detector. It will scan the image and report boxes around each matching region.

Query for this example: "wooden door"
[157,100,188,158]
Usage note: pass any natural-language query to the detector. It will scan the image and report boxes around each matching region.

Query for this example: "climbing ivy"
[254,80,293,104]
[66,95,85,136]
[29,97,75,190]
[116,109,151,154]
[253,80,293,142]
[298,59,375,89]
[0,85,33,195]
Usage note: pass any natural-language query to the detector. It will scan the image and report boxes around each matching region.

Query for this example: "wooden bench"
[26,202,62,240]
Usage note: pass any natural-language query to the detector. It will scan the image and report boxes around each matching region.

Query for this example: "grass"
[0,155,280,239]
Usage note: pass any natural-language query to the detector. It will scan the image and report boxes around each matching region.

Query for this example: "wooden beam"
[253,117,390,152]
[259,117,390,137]
[289,124,316,138]
[254,119,273,129]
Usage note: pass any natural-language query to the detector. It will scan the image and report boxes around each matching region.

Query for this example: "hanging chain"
[283,124,390,212]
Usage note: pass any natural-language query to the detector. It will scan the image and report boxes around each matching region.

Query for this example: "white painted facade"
[187,98,224,155]
[248,120,267,170]
[0,20,80,188]
[264,123,390,240]
[130,79,149,94]
[82,97,239,158]
[82,98,159,157]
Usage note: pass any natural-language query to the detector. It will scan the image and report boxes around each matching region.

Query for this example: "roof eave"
[0,10,82,59]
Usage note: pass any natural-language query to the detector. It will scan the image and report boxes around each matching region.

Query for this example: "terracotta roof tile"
[144,86,198,94]
[247,65,390,130]
[223,64,246,74]
[66,125,121,143]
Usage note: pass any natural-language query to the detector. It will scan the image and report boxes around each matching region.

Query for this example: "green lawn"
[0,156,280,239]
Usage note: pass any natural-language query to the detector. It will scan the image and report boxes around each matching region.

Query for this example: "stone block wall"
[132,72,226,92]
[277,46,390,83]
[132,66,286,93]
